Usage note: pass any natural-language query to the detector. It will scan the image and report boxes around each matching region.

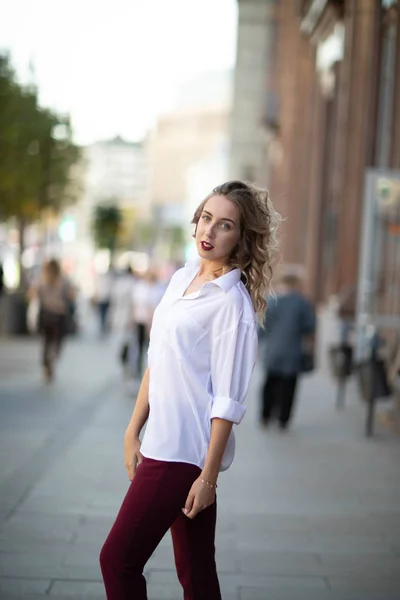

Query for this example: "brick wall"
[269,0,383,311]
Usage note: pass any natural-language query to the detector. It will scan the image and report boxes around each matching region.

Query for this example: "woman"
[100,181,280,599]
[33,259,75,382]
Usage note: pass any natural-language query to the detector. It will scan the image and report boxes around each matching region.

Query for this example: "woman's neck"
[198,260,226,281]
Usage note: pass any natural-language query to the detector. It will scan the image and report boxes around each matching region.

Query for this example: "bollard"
[329,343,353,410]
[366,383,376,437]
[365,348,378,437]
[357,333,392,437]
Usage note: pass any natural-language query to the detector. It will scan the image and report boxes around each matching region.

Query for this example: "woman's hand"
[124,433,143,481]
[182,476,216,519]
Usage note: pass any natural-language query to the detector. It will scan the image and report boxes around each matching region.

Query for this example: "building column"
[335,0,381,302]
[229,0,278,186]
[304,80,328,301]
[268,0,307,266]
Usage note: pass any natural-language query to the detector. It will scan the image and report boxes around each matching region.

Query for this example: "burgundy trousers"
[100,457,221,600]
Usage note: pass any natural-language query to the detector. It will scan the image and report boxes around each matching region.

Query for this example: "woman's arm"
[126,367,150,437]
[201,418,233,484]
[183,321,258,519]
[183,418,232,519]
[124,367,150,480]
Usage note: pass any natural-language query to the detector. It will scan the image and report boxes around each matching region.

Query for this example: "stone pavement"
[0,333,400,600]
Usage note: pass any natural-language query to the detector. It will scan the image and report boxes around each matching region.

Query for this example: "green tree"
[92,202,122,254]
[0,54,81,285]
[131,220,158,252]
[168,225,186,260]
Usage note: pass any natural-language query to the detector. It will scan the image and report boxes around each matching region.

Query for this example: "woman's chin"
[198,248,214,259]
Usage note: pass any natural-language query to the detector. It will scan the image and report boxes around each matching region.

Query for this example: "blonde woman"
[100,181,280,599]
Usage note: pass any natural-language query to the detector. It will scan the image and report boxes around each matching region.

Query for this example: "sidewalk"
[1,334,400,600]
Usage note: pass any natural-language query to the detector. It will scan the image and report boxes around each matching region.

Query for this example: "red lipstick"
[201,241,214,251]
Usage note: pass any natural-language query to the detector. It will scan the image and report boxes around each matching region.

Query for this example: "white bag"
[27,297,40,333]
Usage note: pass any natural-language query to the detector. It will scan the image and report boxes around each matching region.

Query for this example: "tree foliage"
[92,202,123,252]
[0,53,81,223]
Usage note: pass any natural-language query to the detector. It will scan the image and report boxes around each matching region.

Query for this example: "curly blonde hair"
[192,181,281,325]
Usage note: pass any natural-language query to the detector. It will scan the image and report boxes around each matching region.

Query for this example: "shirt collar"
[184,256,241,294]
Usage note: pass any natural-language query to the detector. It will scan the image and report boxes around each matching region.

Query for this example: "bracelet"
[201,477,218,489]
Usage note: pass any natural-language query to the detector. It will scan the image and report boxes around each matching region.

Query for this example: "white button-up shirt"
[140,257,258,472]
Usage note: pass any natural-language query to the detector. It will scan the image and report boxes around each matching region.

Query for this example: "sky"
[0,0,237,145]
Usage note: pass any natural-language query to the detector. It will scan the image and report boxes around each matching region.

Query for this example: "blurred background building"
[148,70,233,258]
[65,136,150,295]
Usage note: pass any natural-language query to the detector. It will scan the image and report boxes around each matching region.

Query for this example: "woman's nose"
[206,224,216,239]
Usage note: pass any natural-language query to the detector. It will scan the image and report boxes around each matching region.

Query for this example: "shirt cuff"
[210,396,246,424]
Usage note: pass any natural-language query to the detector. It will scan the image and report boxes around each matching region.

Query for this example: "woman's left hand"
[182,476,216,519]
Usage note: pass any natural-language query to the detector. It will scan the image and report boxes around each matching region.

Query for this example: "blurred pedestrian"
[94,267,114,336]
[30,259,75,383]
[122,270,166,393]
[111,266,135,335]
[130,270,160,379]
[100,181,281,600]
[260,272,316,430]
[108,266,136,381]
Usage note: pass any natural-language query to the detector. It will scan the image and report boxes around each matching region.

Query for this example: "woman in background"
[32,259,75,382]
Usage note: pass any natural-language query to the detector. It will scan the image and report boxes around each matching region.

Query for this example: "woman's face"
[195,194,241,264]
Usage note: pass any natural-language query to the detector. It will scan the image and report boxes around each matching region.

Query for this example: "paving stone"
[17,493,92,516]
[327,575,400,593]
[0,576,50,596]
[72,517,115,546]
[235,514,312,534]
[62,548,101,570]
[147,569,236,595]
[49,579,105,597]
[318,552,400,575]
[0,550,67,579]
[240,573,328,589]
[238,550,321,575]
[0,539,72,559]
[142,545,175,572]
[0,513,80,544]
[145,582,182,599]
[146,569,179,584]
[58,565,103,581]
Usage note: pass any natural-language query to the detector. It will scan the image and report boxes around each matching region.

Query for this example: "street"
[1,333,400,600]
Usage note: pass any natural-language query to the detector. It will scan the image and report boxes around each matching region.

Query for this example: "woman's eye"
[202,215,211,222]
[220,223,231,231]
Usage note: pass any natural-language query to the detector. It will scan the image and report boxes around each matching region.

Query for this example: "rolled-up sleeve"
[210,321,258,424]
